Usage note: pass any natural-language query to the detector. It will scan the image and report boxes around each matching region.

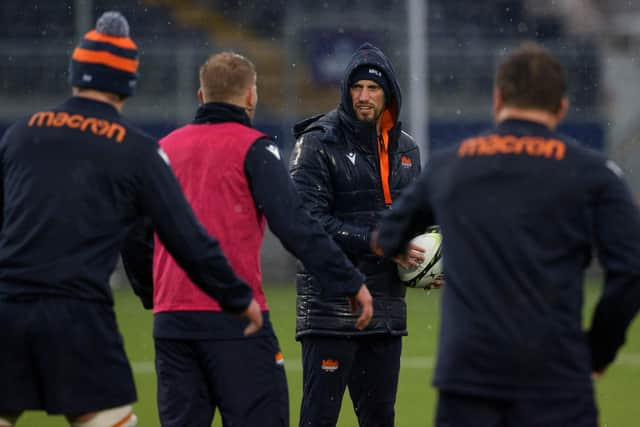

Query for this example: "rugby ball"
[397,227,443,289]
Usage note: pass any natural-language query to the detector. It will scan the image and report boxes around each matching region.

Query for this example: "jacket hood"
[339,42,402,123]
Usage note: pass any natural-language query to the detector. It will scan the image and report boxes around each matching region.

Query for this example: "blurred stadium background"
[2,1,640,426]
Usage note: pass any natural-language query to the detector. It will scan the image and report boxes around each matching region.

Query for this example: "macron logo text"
[28,111,127,143]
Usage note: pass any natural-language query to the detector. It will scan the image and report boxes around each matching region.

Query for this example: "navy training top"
[377,118,640,397]
[0,97,252,312]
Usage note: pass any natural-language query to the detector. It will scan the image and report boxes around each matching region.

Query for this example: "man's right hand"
[370,231,426,269]
[392,242,426,269]
[241,299,264,336]
[348,285,373,330]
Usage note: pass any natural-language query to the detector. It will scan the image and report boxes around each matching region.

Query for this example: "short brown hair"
[199,52,256,102]
[495,42,567,113]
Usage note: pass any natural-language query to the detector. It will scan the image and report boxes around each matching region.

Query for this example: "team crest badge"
[401,155,412,168]
[321,359,339,372]
[275,352,284,366]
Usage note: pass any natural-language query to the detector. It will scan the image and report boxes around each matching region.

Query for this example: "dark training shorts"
[0,297,137,414]
[435,389,598,427]
[155,333,288,427]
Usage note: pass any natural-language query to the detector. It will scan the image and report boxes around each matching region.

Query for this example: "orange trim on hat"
[72,47,139,73]
[83,29,137,49]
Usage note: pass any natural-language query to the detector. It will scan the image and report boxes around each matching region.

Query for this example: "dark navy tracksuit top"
[376,119,640,398]
[0,97,252,311]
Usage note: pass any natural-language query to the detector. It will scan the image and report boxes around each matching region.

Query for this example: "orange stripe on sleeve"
[72,48,139,73]
[83,29,137,50]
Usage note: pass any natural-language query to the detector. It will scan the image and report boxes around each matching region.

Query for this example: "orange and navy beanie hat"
[69,11,139,98]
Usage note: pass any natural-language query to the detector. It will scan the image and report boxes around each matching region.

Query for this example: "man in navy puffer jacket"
[290,42,423,427]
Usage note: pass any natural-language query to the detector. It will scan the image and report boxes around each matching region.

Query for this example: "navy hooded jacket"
[289,43,421,338]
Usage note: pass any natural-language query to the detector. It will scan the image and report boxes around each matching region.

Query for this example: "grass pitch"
[19,278,640,426]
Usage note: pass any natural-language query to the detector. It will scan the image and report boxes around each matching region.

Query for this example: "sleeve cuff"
[343,270,367,296]
[217,281,255,314]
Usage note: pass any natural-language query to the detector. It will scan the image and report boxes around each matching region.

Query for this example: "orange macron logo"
[458,134,566,160]
[321,359,339,372]
[28,111,127,143]
[401,155,413,167]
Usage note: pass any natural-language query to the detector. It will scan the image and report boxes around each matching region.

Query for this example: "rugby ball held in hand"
[397,227,443,289]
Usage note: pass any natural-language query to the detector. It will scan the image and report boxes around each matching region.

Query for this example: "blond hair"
[199,52,256,102]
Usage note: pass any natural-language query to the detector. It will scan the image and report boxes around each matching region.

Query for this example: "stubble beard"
[354,105,382,123]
